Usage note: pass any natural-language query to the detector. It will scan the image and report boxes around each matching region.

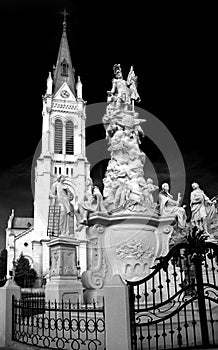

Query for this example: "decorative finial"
[76,76,83,99]
[60,9,69,31]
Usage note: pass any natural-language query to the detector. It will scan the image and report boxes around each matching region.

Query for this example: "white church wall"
[41,240,50,278]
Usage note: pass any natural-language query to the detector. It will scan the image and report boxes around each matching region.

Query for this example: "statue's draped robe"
[50,182,72,236]
[111,78,131,104]
[190,189,216,226]
[159,191,186,229]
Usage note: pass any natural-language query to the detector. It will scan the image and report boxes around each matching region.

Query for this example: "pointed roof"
[53,16,75,95]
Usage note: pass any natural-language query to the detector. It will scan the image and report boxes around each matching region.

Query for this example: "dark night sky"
[0,1,217,249]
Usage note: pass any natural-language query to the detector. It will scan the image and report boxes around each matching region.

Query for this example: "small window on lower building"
[66,168,69,175]
[24,242,28,247]
[59,167,61,174]
[54,167,57,175]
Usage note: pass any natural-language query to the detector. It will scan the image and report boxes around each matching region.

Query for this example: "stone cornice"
[88,212,176,228]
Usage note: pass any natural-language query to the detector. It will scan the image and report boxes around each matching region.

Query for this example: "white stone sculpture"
[49,175,74,236]
[159,183,187,229]
[102,64,159,215]
[74,186,107,226]
[190,182,216,233]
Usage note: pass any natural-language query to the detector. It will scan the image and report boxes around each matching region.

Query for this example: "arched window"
[66,121,74,155]
[54,119,63,154]
[61,59,68,77]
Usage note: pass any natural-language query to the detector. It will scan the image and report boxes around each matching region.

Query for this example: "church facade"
[5,19,90,286]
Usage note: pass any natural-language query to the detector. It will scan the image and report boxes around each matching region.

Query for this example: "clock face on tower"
[60,90,70,98]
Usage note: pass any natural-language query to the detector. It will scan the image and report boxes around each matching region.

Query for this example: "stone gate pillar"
[104,275,131,350]
[0,280,21,347]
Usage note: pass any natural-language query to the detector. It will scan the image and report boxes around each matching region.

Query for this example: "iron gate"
[128,229,218,350]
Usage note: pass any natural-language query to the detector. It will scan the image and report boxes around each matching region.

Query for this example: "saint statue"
[159,183,187,229]
[146,178,159,207]
[190,182,216,234]
[108,64,140,109]
[49,175,74,236]
[74,186,107,226]
[108,64,130,107]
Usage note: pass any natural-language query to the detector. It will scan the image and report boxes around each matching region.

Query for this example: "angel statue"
[49,175,75,236]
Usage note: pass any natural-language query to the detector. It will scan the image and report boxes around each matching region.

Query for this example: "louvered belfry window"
[66,121,74,155]
[61,59,68,77]
[54,119,63,154]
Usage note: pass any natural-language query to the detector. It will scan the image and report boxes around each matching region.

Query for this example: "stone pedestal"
[45,236,83,303]
[81,212,175,301]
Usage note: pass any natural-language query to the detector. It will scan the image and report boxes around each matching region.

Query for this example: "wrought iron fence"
[128,232,218,350]
[19,292,46,318]
[12,296,105,350]
[21,291,45,299]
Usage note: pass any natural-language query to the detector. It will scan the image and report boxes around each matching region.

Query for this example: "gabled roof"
[12,217,34,229]
[53,19,76,95]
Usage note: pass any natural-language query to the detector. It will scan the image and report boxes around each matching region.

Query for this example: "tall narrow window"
[61,59,68,77]
[54,119,63,154]
[66,121,74,155]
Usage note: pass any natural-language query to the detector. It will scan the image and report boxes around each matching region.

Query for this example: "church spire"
[53,10,76,95]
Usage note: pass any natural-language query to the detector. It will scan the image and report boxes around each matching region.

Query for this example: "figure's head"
[92,186,101,195]
[192,182,199,190]
[162,183,170,192]
[58,175,65,183]
[113,64,123,79]
[116,70,122,79]
[147,178,153,184]
[86,178,93,187]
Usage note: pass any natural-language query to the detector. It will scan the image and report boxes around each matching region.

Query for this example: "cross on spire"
[60,9,69,31]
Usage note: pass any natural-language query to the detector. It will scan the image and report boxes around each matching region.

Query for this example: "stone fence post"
[0,280,21,347]
[104,275,132,350]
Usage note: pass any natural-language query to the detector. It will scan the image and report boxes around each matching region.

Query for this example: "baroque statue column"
[81,64,182,303]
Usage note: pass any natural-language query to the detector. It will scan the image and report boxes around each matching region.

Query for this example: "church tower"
[33,15,90,275]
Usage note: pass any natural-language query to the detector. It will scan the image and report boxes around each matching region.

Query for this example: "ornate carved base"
[81,213,176,294]
[45,236,83,303]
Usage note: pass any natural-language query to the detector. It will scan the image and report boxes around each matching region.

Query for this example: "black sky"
[0,1,217,248]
